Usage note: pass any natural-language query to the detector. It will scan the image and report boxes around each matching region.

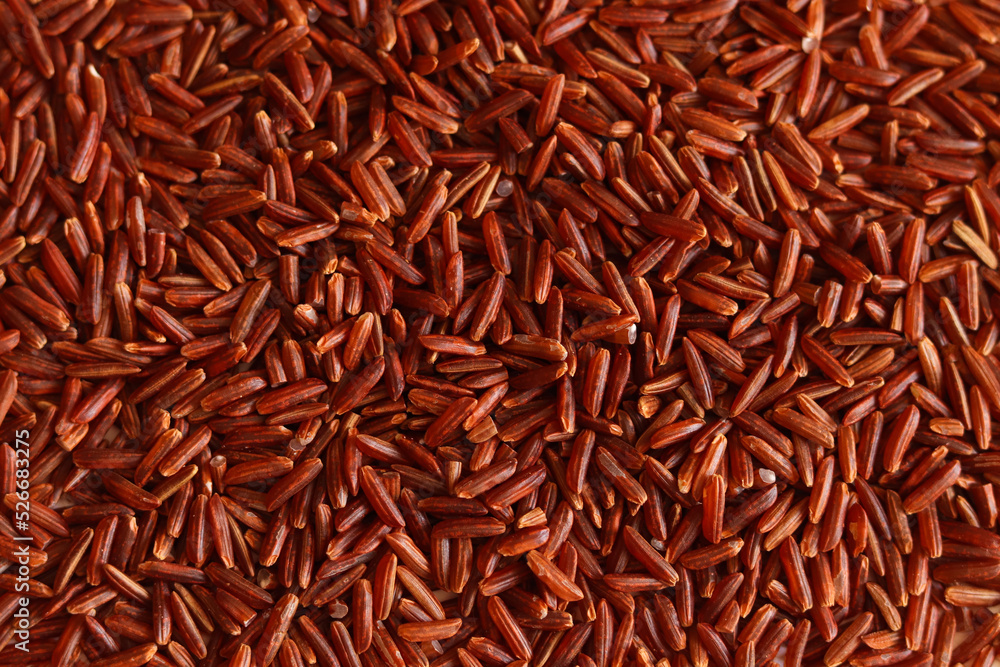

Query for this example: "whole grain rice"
[3,0,1000,664]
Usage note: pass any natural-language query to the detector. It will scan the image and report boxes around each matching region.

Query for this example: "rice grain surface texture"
[3,0,1000,665]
